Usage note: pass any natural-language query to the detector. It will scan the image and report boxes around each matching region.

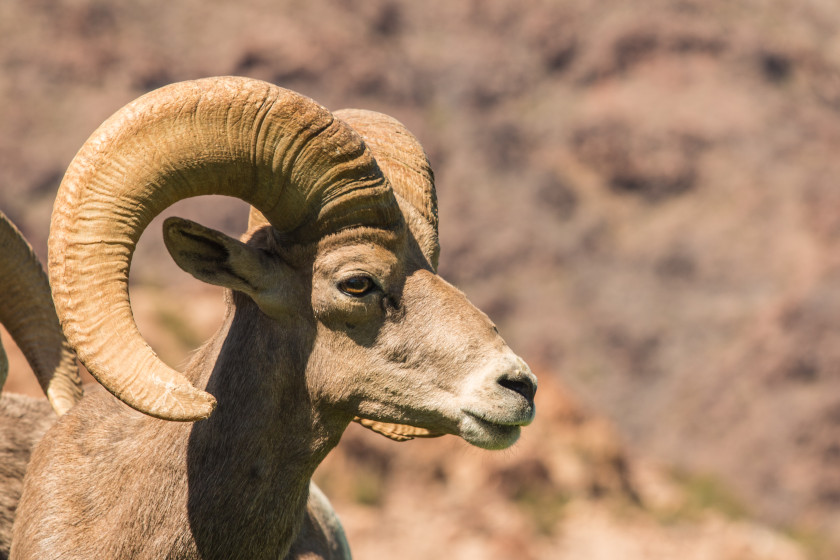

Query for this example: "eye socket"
[338,276,376,297]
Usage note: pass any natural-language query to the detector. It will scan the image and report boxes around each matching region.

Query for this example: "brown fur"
[0,394,54,560]
[0,389,348,559]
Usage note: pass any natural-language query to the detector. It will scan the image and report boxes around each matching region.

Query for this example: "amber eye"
[338,276,376,297]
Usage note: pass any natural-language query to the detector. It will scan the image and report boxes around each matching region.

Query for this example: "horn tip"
[155,390,217,423]
[121,382,218,423]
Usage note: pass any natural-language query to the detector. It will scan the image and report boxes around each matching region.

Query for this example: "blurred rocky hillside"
[3,0,840,557]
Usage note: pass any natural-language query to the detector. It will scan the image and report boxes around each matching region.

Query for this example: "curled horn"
[332,109,438,269]
[0,210,82,414]
[49,77,401,421]
[248,109,439,269]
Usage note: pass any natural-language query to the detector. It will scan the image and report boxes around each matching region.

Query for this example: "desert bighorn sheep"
[0,209,82,559]
[13,77,537,559]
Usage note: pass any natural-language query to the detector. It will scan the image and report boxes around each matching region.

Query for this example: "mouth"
[459,410,525,450]
[353,402,534,450]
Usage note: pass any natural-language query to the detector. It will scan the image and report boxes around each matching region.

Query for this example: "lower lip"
[462,412,522,449]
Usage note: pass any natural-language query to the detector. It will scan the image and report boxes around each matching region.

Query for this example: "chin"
[459,414,522,450]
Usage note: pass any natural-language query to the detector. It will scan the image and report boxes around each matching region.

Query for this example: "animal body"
[12,77,537,559]
[0,394,53,560]
[0,209,81,559]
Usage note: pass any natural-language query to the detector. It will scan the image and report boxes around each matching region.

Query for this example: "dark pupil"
[343,277,370,294]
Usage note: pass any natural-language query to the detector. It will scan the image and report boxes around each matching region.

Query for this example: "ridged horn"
[335,109,439,270]
[49,77,401,422]
[248,109,439,269]
[0,210,82,415]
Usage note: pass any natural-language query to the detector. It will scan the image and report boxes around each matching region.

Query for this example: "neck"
[183,292,346,559]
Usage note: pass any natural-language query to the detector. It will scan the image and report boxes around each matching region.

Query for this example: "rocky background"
[3,0,840,557]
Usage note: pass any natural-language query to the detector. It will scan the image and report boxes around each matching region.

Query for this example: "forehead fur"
[315,225,404,254]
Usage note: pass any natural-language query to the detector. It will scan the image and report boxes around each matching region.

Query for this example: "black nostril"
[499,377,536,402]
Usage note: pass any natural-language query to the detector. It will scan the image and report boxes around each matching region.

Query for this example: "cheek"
[306,326,379,403]
[311,277,345,322]
[312,293,366,330]
[311,289,341,323]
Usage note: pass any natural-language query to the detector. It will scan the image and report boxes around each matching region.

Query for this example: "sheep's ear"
[163,217,272,297]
